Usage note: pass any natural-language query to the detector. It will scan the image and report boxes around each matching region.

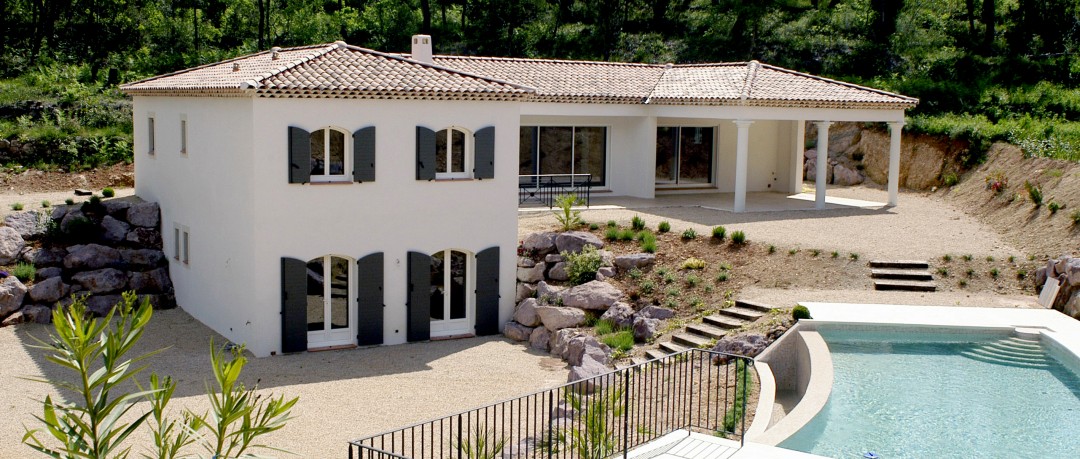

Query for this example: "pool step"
[870,268,934,281]
[874,279,938,292]
[869,260,930,270]
[959,337,1053,369]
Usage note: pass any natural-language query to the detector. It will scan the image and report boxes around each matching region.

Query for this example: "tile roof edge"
[431,54,666,68]
[249,43,342,88]
[739,61,760,105]
[340,45,538,93]
[119,43,331,91]
[755,62,920,104]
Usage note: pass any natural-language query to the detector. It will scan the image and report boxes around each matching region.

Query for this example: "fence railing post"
[547,391,554,459]
[622,368,630,459]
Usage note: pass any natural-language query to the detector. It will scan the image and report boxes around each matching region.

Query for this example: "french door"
[306,255,356,347]
[429,249,472,337]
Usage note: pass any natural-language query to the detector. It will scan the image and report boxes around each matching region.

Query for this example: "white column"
[814,121,832,209]
[792,120,805,194]
[733,120,754,213]
[887,121,905,206]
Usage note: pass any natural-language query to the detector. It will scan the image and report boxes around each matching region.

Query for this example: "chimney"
[411,35,433,64]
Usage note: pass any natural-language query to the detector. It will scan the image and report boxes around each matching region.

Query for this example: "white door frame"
[430,249,474,337]
[307,255,357,348]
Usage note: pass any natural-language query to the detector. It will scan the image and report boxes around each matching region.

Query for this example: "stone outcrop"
[535,306,587,331]
[1038,255,1080,318]
[599,302,634,329]
[0,226,26,265]
[711,334,769,364]
[503,322,534,341]
[522,232,558,255]
[560,280,622,310]
[613,253,656,272]
[633,316,659,342]
[529,327,552,351]
[554,231,603,254]
[513,298,542,327]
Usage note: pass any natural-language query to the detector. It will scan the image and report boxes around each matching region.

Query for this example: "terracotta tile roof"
[122,42,917,109]
[430,56,665,104]
[121,42,534,100]
[648,62,918,109]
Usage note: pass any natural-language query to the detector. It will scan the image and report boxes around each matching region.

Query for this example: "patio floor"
[519,189,887,214]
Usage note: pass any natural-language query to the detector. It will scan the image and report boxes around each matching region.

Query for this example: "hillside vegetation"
[1,0,1079,168]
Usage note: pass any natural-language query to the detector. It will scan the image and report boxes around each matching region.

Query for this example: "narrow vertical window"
[308,128,349,180]
[182,227,190,265]
[148,116,156,155]
[180,118,187,154]
[173,225,180,260]
[435,127,470,178]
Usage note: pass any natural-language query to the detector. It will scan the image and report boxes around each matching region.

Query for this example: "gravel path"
[520,187,1025,260]
[1,309,568,458]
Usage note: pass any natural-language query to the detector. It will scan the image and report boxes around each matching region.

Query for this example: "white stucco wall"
[132,96,258,351]
[244,98,521,356]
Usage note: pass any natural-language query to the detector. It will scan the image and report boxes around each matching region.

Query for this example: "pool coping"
[743,302,1080,451]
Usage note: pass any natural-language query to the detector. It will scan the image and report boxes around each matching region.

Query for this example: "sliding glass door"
[519,126,607,185]
[656,126,715,185]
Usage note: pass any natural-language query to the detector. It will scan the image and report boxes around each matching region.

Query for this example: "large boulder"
[28,276,67,303]
[0,226,26,265]
[561,280,622,311]
[60,209,91,234]
[0,277,28,317]
[85,294,124,316]
[36,266,63,280]
[522,232,558,255]
[517,262,546,283]
[128,268,172,293]
[515,283,537,303]
[529,326,552,352]
[567,355,611,392]
[599,302,634,329]
[126,202,161,227]
[555,231,603,254]
[517,257,536,268]
[550,329,580,357]
[513,298,542,327]
[23,247,67,266]
[547,262,569,281]
[503,322,534,342]
[832,164,864,186]
[72,268,128,294]
[712,333,769,360]
[639,305,675,320]
[121,249,166,268]
[614,253,656,272]
[126,228,162,249]
[4,211,49,239]
[102,199,133,216]
[633,316,660,343]
[22,304,53,324]
[535,306,586,331]
[565,335,611,366]
[535,281,564,303]
[64,244,122,270]
[100,215,131,243]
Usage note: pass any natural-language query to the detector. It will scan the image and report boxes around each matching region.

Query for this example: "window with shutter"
[281,257,308,353]
[353,127,376,183]
[416,126,436,180]
[474,126,495,179]
[474,246,500,336]
[288,127,311,184]
[407,251,432,341]
[356,252,384,346]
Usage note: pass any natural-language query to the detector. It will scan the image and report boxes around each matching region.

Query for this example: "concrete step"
[659,341,688,354]
[703,314,746,329]
[716,307,764,321]
[630,356,650,366]
[644,349,671,362]
[870,268,934,281]
[734,299,775,313]
[672,333,712,348]
[874,279,937,292]
[869,260,929,269]
[686,323,728,340]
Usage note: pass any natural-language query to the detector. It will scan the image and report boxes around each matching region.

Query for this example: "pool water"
[778,330,1080,459]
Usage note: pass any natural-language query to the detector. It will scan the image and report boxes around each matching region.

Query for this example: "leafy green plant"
[681,257,706,270]
[1017,269,1027,280]
[40,200,50,208]
[768,245,776,254]
[595,319,618,336]
[788,248,799,256]
[990,268,1000,279]
[848,253,859,261]
[553,194,584,231]
[958,279,968,288]
[600,331,634,352]
[810,249,821,257]
[686,274,701,288]
[616,229,635,241]
[1008,255,1017,263]
[681,228,697,240]
[102,187,115,198]
[831,251,839,258]
[665,286,680,297]
[628,268,643,280]
[722,360,750,431]
[688,296,705,310]
[986,256,995,262]
[1025,181,1043,206]
[711,226,726,240]
[606,220,617,228]
[717,262,732,271]
[639,280,656,295]
[663,298,678,309]
[730,231,746,245]
[942,171,959,187]
[715,271,729,282]
[589,223,599,230]
[966,267,976,277]
[937,267,949,277]
[12,202,23,210]
[456,424,508,459]
[564,245,604,286]
[13,262,35,282]
[1048,200,1063,214]
[962,254,973,261]
[65,198,75,206]
[657,221,671,233]
[639,232,657,254]
[792,305,812,320]
[604,227,619,241]
[631,215,645,230]
[942,254,952,262]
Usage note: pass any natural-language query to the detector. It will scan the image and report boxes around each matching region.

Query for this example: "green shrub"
[563,246,604,286]
[788,248,799,256]
[664,298,678,309]
[606,220,617,228]
[990,268,1000,279]
[681,228,697,240]
[711,226,726,240]
[662,271,677,284]
[639,279,656,295]
[958,279,968,288]
[595,319,618,336]
[942,171,959,187]
[617,229,635,241]
[942,254,952,262]
[11,202,23,211]
[589,223,599,230]
[986,256,995,262]
[686,274,701,288]
[601,330,635,351]
[688,296,705,310]
[1017,269,1027,280]
[731,231,746,245]
[604,227,619,241]
[65,198,75,205]
[962,254,973,262]
[40,200,50,208]
[658,221,671,233]
[639,232,657,253]
[13,262,35,282]
[1008,255,1017,263]
[715,271,730,282]
[553,194,583,231]
[665,286,680,297]
[831,251,839,258]
[848,253,859,261]
[810,249,821,257]
[63,216,96,241]
[1048,201,1063,214]
[628,268,643,280]
[1025,181,1043,207]
[792,305,812,321]
[717,262,732,271]
[937,267,949,277]
[631,215,645,230]
[723,360,750,431]
[966,267,976,277]
[102,187,115,198]
[768,245,776,254]
[681,257,706,270]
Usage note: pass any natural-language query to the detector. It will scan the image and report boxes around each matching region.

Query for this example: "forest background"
[1,0,1078,170]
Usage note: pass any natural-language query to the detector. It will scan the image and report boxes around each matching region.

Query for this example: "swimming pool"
[778,329,1080,459]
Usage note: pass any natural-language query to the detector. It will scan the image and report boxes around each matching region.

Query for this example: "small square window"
[180,118,187,154]
[148,116,156,155]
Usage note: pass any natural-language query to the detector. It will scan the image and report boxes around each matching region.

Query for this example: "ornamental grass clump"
[13,262,35,282]
[681,228,697,240]
[657,221,671,233]
[730,230,746,245]
[631,215,646,231]
[681,257,706,270]
[711,226,726,241]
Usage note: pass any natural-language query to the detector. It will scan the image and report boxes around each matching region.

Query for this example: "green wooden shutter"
[353,126,376,183]
[281,257,308,353]
[474,126,495,179]
[416,126,436,180]
[474,246,500,336]
[407,251,432,342]
[356,252,384,346]
[288,127,311,184]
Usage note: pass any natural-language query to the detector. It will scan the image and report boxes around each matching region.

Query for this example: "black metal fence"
[519,174,595,208]
[348,349,753,459]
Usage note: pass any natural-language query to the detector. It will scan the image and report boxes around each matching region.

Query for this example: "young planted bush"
[564,246,604,285]
[604,227,619,241]
[600,330,634,352]
[40,200,50,208]
[657,221,671,233]
[65,198,75,205]
[616,229,635,241]
[730,230,746,245]
[12,202,23,210]
[792,305,812,320]
[631,215,645,231]
[680,257,706,270]
[681,228,697,240]
[1025,181,1043,207]
[456,424,507,459]
[13,262,35,282]
[553,194,584,231]
[711,226,726,240]
[639,231,657,253]
[102,187,115,198]
[606,220,617,228]
[1048,200,1063,214]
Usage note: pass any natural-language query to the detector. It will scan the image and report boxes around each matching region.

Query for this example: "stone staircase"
[870,260,937,292]
[639,299,775,362]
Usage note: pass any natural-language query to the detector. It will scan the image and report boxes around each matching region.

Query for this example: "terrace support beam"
[733,119,754,213]
[814,121,832,209]
[887,121,905,206]
[792,120,805,194]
